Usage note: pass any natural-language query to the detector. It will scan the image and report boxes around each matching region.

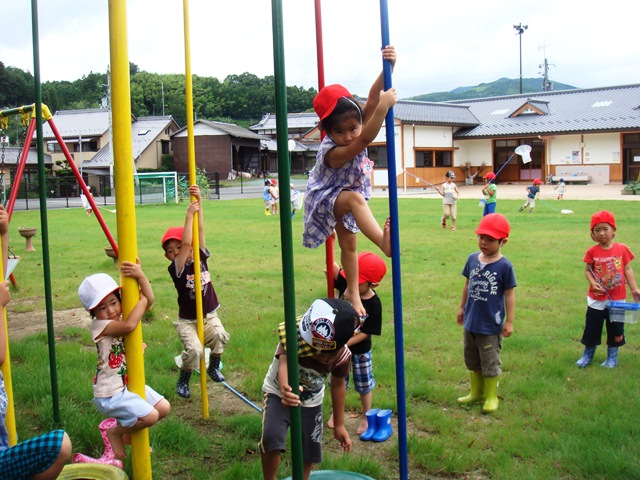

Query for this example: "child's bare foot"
[343,287,366,317]
[327,414,334,429]
[107,428,126,459]
[381,217,392,257]
[357,415,368,435]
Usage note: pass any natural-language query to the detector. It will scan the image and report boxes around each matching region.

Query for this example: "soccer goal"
[133,171,179,204]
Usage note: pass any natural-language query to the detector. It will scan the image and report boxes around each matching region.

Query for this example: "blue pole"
[379,2,408,479]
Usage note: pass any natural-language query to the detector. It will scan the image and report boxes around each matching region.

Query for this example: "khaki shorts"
[443,203,457,220]
[174,311,230,371]
[463,329,502,377]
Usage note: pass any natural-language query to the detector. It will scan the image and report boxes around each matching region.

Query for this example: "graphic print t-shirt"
[461,253,517,335]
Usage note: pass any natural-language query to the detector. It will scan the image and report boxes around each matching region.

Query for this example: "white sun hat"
[78,273,120,311]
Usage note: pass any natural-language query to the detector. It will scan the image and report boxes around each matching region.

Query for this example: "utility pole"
[538,41,554,92]
[513,23,528,94]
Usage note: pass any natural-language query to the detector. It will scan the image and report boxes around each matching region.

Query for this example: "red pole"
[46,118,119,254]
[5,117,37,220]
[314,0,335,297]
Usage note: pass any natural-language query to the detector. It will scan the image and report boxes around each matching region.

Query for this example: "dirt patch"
[5,300,89,341]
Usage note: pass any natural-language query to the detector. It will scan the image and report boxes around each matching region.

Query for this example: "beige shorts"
[174,311,230,371]
[443,203,457,220]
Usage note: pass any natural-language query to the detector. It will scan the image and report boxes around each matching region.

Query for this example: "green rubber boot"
[457,371,484,404]
[482,376,500,413]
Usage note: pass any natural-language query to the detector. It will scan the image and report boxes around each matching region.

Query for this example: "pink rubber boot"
[72,418,123,469]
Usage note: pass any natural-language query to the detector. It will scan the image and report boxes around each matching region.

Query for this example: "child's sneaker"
[518,206,524,212]
[441,217,446,228]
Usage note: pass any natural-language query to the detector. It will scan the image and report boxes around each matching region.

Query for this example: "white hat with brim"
[78,273,120,311]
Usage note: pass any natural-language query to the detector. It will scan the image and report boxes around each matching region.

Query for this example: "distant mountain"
[407,77,577,102]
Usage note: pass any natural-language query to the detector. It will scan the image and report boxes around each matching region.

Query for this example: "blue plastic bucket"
[609,301,640,324]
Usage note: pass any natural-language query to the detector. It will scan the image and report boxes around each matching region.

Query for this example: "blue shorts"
[350,351,376,394]
[0,429,64,480]
[93,386,164,428]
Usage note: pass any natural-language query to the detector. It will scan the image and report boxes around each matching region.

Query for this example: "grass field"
[5,196,640,479]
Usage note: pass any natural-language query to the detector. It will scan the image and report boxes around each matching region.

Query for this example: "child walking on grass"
[78,263,170,459]
[457,214,517,413]
[303,46,397,317]
[162,185,230,398]
[576,210,640,368]
[518,178,542,213]
[436,170,460,230]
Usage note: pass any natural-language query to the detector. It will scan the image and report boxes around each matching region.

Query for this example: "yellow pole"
[183,0,209,418]
[108,0,152,477]
[0,237,16,446]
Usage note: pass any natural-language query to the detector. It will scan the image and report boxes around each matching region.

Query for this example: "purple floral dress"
[303,135,371,248]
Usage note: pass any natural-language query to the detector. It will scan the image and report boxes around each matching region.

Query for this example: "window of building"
[415,150,432,167]
[368,146,387,168]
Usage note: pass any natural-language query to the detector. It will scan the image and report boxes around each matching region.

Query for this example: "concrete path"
[371,183,639,201]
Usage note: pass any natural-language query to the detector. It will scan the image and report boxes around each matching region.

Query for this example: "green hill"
[408,77,577,102]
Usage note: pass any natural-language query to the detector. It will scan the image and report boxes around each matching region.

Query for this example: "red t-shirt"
[584,242,635,301]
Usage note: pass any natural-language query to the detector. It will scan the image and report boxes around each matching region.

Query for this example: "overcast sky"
[2,0,639,100]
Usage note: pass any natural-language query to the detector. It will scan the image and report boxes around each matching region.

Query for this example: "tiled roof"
[82,115,177,168]
[173,120,261,140]
[450,84,640,138]
[393,100,479,126]
[41,109,111,139]
[250,112,319,132]
[0,147,52,165]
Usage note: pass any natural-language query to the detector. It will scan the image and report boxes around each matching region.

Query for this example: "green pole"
[31,0,60,423]
[271,1,303,479]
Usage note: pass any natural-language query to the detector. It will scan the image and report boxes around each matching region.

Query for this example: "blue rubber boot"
[372,409,393,442]
[576,346,596,368]
[601,347,619,368]
[359,408,380,441]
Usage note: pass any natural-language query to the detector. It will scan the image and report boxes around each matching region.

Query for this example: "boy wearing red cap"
[161,185,229,398]
[259,298,358,480]
[327,252,387,436]
[302,46,397,317]
[576,210,640,368]
[457,213,517,413]
[518,178,542,213]
[481,172,497,216]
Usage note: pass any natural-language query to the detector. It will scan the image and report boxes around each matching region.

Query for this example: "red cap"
[161,226,184,248]
[313,84,352,121]
[590,210,616,230]
[484,172,496,180]
[476,213,511,239]
[340,252,387,285]
[533,178,542,185]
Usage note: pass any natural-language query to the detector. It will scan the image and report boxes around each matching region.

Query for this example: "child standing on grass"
[457,213,517,413]
[518,178,542,213]
[0,204,72,479]
[259,298,358,480]
[481,172,497,216]
[303,46,397,317]
[576,210,640,368]
[554,178,566,199]
[326,252,387,435]
[436,170,460,231]
[162,185,229,398]
[263,179,274,216]
[78,264,170,459]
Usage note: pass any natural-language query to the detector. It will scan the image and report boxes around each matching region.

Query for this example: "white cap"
[78,273,119,310]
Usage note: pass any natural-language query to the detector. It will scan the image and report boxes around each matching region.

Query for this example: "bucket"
[609,301,640,324]
[478,198,486,208]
